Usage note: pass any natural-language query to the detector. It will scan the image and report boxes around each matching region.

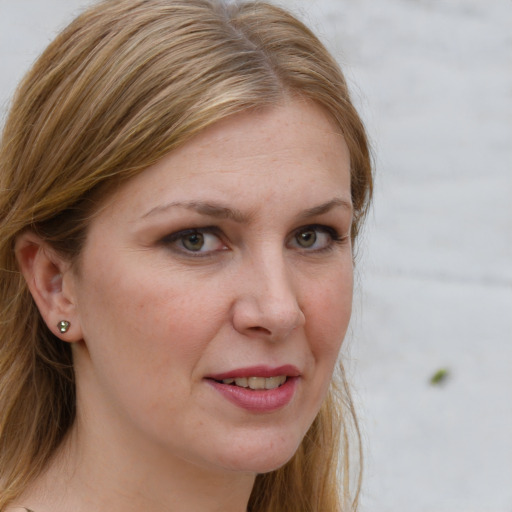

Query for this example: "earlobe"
[15,232,82,342]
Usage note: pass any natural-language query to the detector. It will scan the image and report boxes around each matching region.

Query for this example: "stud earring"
[57,320,70,334]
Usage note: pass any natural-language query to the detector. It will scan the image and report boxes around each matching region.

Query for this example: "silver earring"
[57,320,70,333]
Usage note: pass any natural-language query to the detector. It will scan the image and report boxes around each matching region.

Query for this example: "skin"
[14,98,353,512]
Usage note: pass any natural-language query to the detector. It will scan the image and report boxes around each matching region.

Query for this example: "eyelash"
[159,224,347,257]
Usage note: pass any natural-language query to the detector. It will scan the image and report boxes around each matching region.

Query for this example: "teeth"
[221,376,287,390]
[234,377,248,388]
[264,376,287,389]
[248,377,265,390]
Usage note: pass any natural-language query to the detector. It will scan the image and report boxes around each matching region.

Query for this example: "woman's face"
[68,99,353,475]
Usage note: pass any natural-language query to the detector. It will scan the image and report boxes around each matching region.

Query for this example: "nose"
[231,251,306,342]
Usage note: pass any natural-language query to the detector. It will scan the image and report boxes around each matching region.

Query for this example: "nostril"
[248,326,271,335]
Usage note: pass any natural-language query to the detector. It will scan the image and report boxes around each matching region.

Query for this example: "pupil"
[183,232,204,251]
[298,230,316,247]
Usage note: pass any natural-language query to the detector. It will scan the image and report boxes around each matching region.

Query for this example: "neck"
[18,418,255,512]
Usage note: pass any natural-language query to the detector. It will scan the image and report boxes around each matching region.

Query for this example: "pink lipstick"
[206,365,300,412]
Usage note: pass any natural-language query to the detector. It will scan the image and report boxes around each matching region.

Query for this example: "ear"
[15,232,83,342]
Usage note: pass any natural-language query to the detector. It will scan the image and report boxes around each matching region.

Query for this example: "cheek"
[75,256,224,395]
[305,267,353,357]
[73,260,231,444]
[295,267,352,435]
[82,255,212,334]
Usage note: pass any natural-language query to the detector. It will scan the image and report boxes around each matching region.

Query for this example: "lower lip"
[207,377,298,413]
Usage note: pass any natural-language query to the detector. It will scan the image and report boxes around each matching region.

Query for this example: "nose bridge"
[232,242,305,339]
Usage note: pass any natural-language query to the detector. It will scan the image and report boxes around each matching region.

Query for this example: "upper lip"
[207,365,300,381]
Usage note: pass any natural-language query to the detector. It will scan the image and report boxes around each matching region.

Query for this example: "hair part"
[0,1,372,510]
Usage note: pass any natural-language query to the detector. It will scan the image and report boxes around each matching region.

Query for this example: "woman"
[0,1,372,511]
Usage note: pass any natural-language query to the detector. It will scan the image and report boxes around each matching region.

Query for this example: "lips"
[205,365,300,412]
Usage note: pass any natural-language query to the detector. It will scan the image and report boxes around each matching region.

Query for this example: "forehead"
[182,99,347,170]
[99,99,351,221]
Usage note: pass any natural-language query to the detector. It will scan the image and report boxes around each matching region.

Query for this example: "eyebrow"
[141,197,352,223]
[297,198,353,219]
[141,201,251,223]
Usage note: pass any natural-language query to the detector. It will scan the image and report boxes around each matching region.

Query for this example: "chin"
[214,430,304,475]
[223,453,297,475]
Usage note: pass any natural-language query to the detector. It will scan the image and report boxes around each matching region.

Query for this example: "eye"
[295,228,319,248]
[161,228,227,255]
[182,231,206,251]
[290,225,343,251]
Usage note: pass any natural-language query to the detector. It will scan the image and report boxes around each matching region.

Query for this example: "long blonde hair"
[0,1,372,510]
